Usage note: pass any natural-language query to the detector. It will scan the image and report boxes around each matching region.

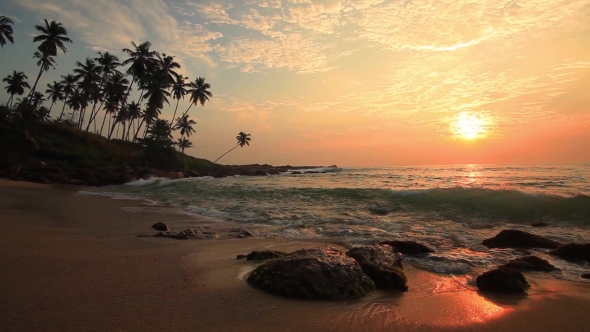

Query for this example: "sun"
[451,112,489,140]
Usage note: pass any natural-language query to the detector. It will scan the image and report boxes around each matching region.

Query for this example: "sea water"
[82,163,590,281]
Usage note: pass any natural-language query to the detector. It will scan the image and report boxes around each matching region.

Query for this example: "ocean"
[82,163,590,281]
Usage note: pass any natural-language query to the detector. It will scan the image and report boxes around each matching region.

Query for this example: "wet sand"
[1,179,590,332]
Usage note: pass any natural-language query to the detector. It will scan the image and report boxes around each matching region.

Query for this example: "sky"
[1,0,589,167]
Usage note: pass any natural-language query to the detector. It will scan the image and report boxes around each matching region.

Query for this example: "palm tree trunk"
[173,103,193,129]
[84,102,98,131]
[172,98,180,124]
[78,107,87,130]
[49,101,55,112]
[99,112,108,137]
[27,67,45,101]
[133,118,145,141]
[214,144,239,164]
[58,93,69,121]
[121,122,126,140]
[7,95,14,109]
[107,119,117,141]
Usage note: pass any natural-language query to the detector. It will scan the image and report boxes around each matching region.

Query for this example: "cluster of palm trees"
[1,16,213,154]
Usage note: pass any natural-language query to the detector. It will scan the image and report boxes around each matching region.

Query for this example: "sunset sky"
[1,0,589,166]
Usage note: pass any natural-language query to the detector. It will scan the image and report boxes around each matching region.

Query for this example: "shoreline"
[1,179,590,331]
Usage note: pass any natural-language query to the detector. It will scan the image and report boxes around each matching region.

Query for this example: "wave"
[288,167,342,173]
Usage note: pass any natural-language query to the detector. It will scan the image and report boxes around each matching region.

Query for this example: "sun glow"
[451,112,490,140]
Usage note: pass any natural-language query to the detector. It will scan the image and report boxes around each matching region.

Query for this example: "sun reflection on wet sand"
[337,270,516,329]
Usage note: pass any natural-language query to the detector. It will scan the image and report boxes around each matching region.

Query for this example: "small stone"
[236,254,247,259]
[379,240,434,255]
[550,243,590,262]
[151,222,169,232]
[482,229,560,249]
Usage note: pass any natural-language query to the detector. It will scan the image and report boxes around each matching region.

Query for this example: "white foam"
[125,177,164,186]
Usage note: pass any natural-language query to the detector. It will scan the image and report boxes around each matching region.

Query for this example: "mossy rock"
[476,268,530,294]
[247,247,375,300]
[346,244,407,291]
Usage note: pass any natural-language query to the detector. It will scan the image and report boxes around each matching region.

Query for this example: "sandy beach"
[1,179,590,332]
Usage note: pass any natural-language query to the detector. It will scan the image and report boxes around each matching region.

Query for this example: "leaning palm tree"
[174,77,211,128]
[0,16,15,48]
[214,132,251,164]
[28,51,57,98]
[177,138,193,153]
[3,71,30,108]
[175,114,196,140]
[155,53,181,86]
[125,101,142,140]
[170,75,188,122]
[33,19,72,57]
[58,74,77,121]
[45,81,63,112]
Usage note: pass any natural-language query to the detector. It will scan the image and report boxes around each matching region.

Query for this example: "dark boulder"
[291,171,302,175]
[379,240,434,255]
[476,268,530,294]
[254,170,267,176]
[531,222,550,228]
[481,230,560,249]
[236,254,247,260]
[346,244,407,290]
[247,247,375,300]
[151,222,169,232]
[550,243,590,262]
[498,255,558,272]
[246,250,286,262]
[581,273,590,279]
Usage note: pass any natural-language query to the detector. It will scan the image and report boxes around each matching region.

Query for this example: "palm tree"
[175,114,196,140]
[155,53,181,86]
[146,119,172,142]
[30,91,46,109]
[86,51,121,129]
[125,101,142,140]
[0,16,14,48]
[177,138,193,153]
[74,58,102,129]
[45,81,63,112]
[133,72,170,140]
[170,75,188,122]
[28,51,57,98]
[66,89,87,124]
[3,71,30,107]
[214,132,251,164]
[174,77,211,128]
[58,74,76,121]
[121,41,156,105]
[33,19,72,57]
[103,72,129,138]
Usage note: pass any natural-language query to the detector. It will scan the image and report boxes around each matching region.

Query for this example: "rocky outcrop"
[146,228,252,240]
[151,222,169,232]
[498,255,558,272]
[346,244,407,290]
[481,230,560,249]
[246,250,287,262]
[247,247,375,300]
[379,240,434,255]
[476,268,530,294]
[550,243,590,262]
[581,273,590,279]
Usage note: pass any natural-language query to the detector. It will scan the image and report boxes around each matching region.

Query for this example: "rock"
[291,171,302,175]
[246,250,287,262]
[151,222,169,232]
[346,244,407,290]
[498,255,558,272]
[581,273,590,279]
[247,247,375,300]
[550,243,590,262]
[531,222,550,227]
[236,254,247,260]
[253,170,267,176]
[476,268,530,294]
[379,240,434,255]
[481,230,560,249]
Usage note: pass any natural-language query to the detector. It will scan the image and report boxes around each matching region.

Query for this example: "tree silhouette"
[214,132,251,164]
[0,16,14,48]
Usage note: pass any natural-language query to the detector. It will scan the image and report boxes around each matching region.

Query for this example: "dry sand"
[1,179,590,332]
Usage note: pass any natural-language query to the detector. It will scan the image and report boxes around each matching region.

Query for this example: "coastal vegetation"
[0,17,250,174]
